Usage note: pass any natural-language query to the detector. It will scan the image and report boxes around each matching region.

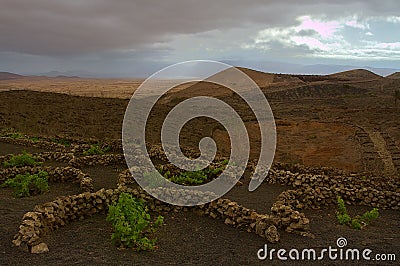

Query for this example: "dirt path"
[365,129,397,177]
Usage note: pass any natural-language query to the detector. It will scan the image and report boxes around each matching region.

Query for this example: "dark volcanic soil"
[1,148,399,266]
[1,161,398,265]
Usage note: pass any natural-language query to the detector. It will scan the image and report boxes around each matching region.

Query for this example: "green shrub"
[336,196,379,230]
[360,208,379,224]
[336,196,347,216]
[351,219,362,230]
[29,137,39,143]
[206,159,230,175]
[10,132,23,139]
[83,144,110,156]
[158,160,229,186]
[51,138,71,147]
[3,152,42,167]
[106,193,164,250]
[168,165,208,185]
[1,171,49,197]
[336,213,351,225]
[6,132,41,142]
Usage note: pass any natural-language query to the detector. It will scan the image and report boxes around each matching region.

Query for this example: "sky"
[0,0,399,77]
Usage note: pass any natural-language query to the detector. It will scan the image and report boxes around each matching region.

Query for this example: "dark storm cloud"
[1,0,399,56]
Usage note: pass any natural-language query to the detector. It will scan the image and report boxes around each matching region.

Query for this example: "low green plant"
[106,193,164,250]
[206,159,230,175]
[359,207,379,224]
[6,131,42,142]
[3,152,42,167]
[83,144,110,156]
[169,165,208,185]
[350,219,362,230]
[1,171,49,197]
[29,137,39,143]
[9,132,23,139]
[157,160,229,186]
[336,196,379,230]
[336,212,351,225]
[51,137,71,147]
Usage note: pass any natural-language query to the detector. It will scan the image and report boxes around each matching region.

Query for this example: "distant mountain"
[18,61,400,78]
[12,62,400,79]
[231,67,385,85]
[386,72,400,79]
[222,60,400,77]
[295,64,397,77]
[39,71,85,78]
[0,72,24,80]
[231,67,276,86]
[328,69,383,80]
